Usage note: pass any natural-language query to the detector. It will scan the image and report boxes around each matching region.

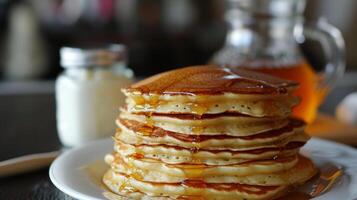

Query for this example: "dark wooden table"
[0,92,74,199]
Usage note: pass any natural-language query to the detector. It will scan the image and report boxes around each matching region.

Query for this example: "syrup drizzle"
[222,67,288,92]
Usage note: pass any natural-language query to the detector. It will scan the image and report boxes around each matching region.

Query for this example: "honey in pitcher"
[246,62,326,123]
[211,0,344,123]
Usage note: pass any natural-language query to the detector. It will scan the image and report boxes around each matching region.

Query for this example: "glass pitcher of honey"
[211,0,345,123]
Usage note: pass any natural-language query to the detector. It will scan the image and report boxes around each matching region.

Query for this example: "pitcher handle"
[301,18,345,91]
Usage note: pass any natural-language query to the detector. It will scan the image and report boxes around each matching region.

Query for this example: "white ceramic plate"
[49,138,357,200]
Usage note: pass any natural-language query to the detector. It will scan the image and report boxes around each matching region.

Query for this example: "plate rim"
[306,137,357,155]
[49,137,357,200]
[49,137,112,200]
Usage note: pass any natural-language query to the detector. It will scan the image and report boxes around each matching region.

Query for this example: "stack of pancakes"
[103,66,317,200]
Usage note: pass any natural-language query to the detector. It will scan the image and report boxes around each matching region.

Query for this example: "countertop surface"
[0,92,74,200]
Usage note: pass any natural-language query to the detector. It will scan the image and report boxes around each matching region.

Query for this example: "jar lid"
[60,44,127,69]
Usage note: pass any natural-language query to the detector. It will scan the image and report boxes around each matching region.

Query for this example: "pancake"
[113,140,304,165]
[106,153,298,180]
[103,170,288,200]
[105,155,316,186]
[102,156,316,200]
[123,66,299,117]
[119,109,290,137]
[115,118,308,150]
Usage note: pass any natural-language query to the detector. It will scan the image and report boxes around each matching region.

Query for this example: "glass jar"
[56,44,133,147]
[211,0,345,123]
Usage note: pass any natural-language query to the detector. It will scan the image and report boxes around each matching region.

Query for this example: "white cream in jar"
[56,45,133,147]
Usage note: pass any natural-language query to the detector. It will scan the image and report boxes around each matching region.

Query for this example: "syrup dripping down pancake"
[124,92,298,117]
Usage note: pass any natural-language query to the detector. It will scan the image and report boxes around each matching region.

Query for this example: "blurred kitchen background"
[0,0,356,79]
[0,0,356,114]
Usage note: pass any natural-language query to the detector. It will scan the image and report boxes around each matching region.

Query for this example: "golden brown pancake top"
[125,65,298,95]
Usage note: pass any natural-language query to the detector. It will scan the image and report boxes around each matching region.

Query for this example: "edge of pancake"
[106,153,299,178]
[113,140,304,165]
[115,125,309,151]
[117,117,305,138]
[103,169,288,200]
[114,118,308,150]
[124,65,298,95]
[119,110,291,137]
[124,92,299,117]
[105,154,316,186]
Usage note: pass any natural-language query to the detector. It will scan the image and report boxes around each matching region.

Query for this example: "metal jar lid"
[60,44,127,69]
